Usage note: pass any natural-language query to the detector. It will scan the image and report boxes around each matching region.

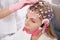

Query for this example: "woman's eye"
[32,20,36,23]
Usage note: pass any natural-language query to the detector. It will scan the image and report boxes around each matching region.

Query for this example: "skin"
[25,10,42,32]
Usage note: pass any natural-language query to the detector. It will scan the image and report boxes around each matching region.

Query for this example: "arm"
[52,5,60,39]
[0,1,26,19]
[0,8,10,19]
[0,0,40,19]
[52,5,60,30]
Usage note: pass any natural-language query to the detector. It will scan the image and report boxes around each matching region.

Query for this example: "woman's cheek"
[32,24,39,30]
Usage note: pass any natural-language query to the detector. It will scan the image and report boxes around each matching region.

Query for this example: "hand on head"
[23,0,41,4]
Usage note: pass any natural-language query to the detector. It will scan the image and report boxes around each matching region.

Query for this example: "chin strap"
[23,27,42,36]
[23,19,49,36]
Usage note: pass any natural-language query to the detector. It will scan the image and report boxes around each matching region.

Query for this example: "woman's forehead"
[27,11,40,20]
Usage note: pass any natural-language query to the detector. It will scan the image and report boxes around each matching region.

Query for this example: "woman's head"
[25,1,56,38]
[25,9,42,32]
[25,1,52,31]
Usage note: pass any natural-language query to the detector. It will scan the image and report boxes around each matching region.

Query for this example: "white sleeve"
[1,29,32,40]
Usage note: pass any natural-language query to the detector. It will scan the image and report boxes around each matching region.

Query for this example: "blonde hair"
[46,24,57,38]
[29,1,57,38]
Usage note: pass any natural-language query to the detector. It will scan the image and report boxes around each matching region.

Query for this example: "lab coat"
[0,0,17,36]
[1,26,32,40]
[0,0,29,38]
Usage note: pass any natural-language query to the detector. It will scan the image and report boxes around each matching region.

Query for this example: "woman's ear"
[41,19,50,33]
[40,19,50,28]
[42,19,49,26]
